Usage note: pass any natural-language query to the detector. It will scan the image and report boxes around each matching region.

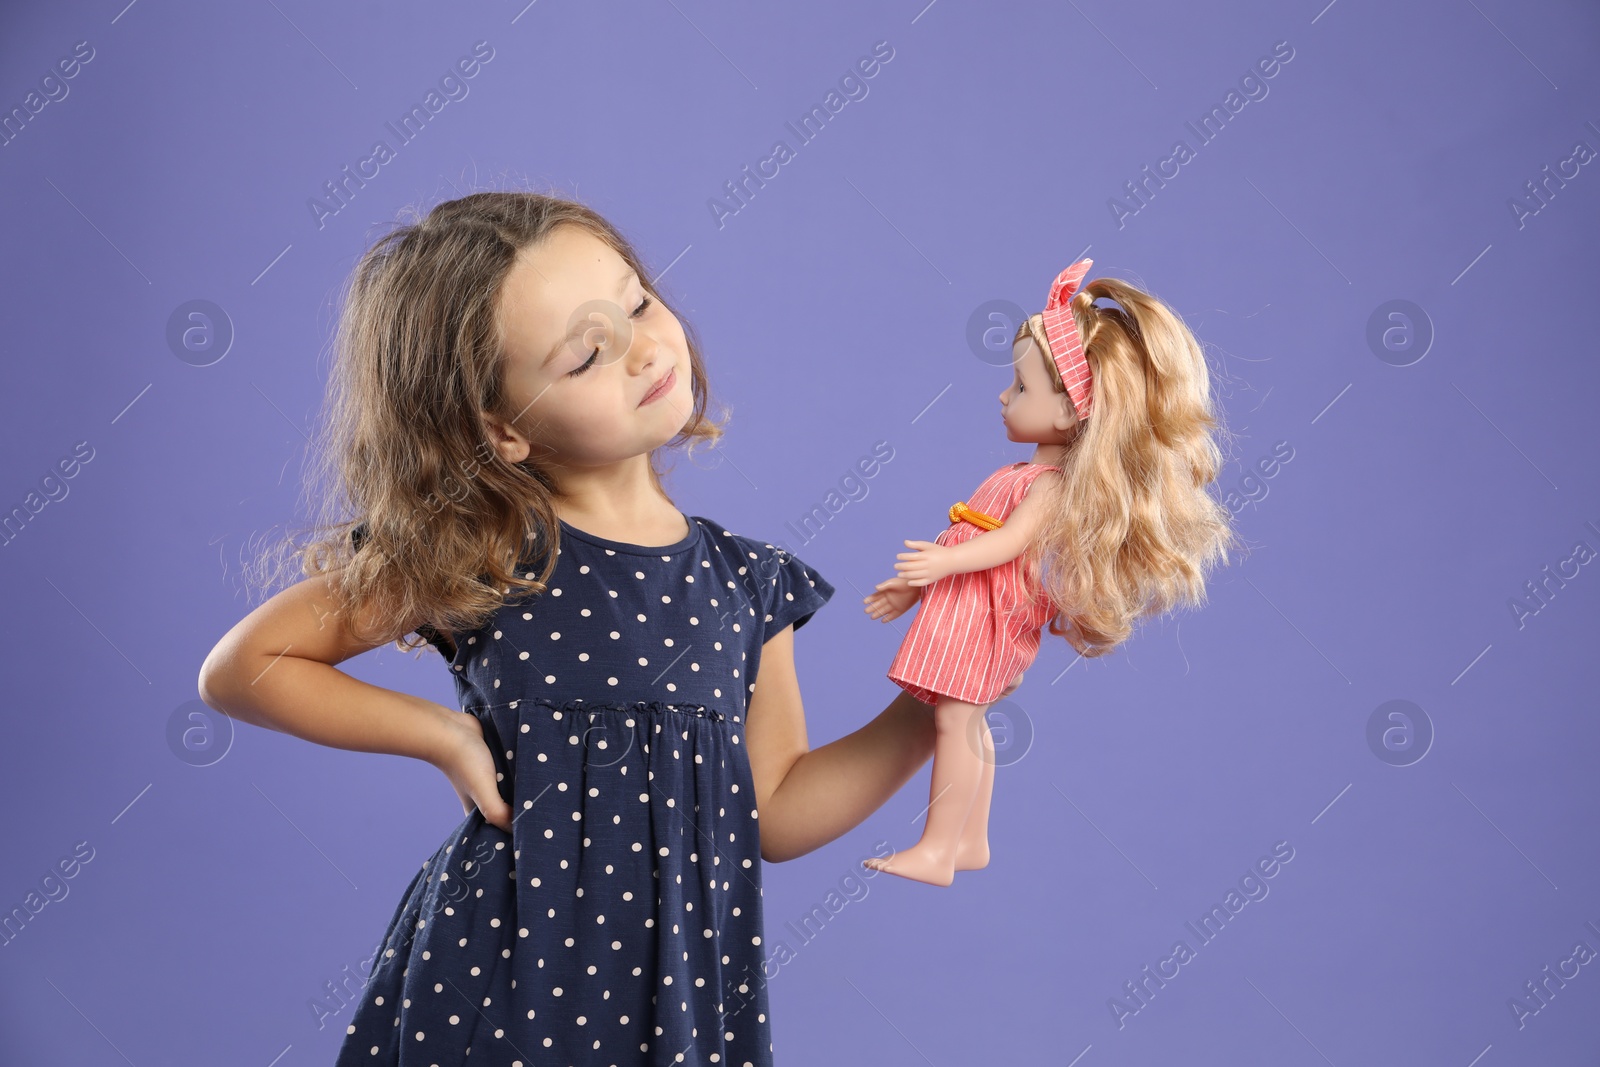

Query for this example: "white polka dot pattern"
[333,515,832,1065]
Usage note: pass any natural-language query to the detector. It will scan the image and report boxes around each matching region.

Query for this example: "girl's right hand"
[864,576,922,623]
[431,711,515,833]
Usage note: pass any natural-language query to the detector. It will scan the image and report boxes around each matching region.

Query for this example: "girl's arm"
[745,625,936,863]
[904,472,1058,579]
[198,575,466,760]
[197,575,512,831]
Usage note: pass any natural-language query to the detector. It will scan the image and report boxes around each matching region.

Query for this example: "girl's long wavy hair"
[250,189,727,652]
[1010,274,1241,658]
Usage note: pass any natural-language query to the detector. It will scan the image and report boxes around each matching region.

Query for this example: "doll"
[862,258,1238,886]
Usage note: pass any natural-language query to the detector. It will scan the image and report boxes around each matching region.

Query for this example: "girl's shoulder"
[696,517,793,569]
[698,519,836,634]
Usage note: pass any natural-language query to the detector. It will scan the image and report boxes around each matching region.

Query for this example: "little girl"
[197,191,941,1066]
[862,259,1240,886]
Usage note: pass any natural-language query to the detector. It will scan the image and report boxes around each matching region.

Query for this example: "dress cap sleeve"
[752,543,834,637]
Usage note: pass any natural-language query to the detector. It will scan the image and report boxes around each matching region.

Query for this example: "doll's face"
[485,224,694,470]
[999,333,1078,443]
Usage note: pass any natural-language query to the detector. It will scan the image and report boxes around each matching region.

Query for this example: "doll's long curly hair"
[1011,275,1240,658]
[248,189,727,652]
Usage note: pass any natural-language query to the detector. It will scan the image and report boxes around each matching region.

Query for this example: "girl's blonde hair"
[1012,275,1241,658]
[254,190,727,652]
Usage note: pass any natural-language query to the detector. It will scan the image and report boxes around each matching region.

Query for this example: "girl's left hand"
[894,539,954,586]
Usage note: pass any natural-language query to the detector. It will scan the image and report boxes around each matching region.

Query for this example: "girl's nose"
[627,327,660,369]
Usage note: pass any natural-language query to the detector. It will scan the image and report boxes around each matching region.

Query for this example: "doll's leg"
[863,695,987,886]
[954,710,995,871]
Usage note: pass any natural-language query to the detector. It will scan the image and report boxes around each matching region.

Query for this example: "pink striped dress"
[887,461,1062,705]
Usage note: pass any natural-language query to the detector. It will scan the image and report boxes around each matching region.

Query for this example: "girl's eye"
[567,295,654,378]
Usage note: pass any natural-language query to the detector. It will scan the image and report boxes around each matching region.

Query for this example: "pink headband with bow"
[1039,258,1095,420]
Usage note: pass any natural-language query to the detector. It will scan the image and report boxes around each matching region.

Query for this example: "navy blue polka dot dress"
[334,514,834,1067]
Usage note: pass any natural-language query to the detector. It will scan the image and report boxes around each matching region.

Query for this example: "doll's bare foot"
[863,845,957,887]
[953,839,990,871]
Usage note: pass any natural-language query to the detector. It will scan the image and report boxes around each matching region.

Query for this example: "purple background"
[3,1,1599,1063]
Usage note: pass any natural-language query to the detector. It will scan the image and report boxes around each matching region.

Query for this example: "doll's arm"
[909,473,1059,578]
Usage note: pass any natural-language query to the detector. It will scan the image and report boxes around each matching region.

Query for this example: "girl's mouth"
[640,367,676,406]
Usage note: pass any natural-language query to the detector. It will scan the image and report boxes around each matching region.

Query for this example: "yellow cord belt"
[949,501,1003,530]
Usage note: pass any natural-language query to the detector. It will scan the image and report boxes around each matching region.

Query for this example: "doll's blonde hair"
[1012,276,1240,658]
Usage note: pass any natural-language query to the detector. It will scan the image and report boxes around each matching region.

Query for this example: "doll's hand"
[894,539,955,587]
[863,576,921,623]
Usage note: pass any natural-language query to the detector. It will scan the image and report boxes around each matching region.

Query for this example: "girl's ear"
[481,410,532,465]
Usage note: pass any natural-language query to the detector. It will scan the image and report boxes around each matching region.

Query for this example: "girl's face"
[488,224,694,471]
[999,333,1078,443]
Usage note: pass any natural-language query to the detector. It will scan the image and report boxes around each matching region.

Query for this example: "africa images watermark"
[1109,39,1297,230]
[1108,838,1297,1029]
[1508,518,1600,631]
[707,40,896,230]
[774,439,896,550]
[0,38,96,150]
[718,840,896,1029]
[1507,917,1600,1031]
[307,40,497,231]
[308,832,513,1030]
[1507,120,1598,231]
[0,840,97,949]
